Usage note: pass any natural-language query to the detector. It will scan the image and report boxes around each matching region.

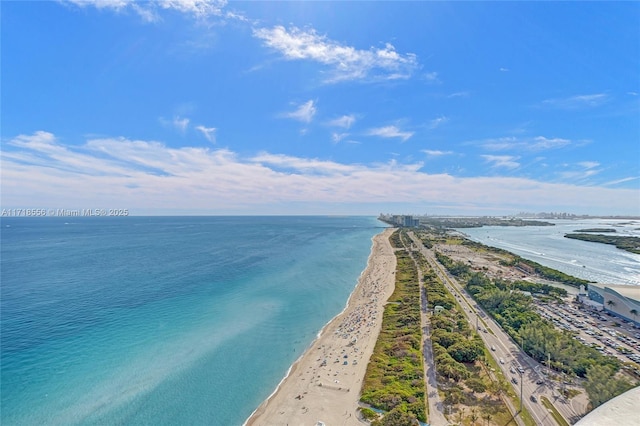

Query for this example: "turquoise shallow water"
[1,216,384,425]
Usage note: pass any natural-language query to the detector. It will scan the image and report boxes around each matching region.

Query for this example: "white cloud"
[331,132,349,143]
[423,150,454,157]
[541,93,609,109]
[367,125,414,142]
[429,116,448,129]
[3,131,638,215]
[328,114,356,129]
[482,155,520,170]
[474,136,572,152]
[63,0,227,21]
[499,67,509,72]
[602,176,640,186]
[253,25,418,83]
[447,91,469,98]
[423,72,440,84]
[282,100,317,123]
[578,161,600,169]
[160,116,190,133]
[196,125,216,143]
[174,116,190,132]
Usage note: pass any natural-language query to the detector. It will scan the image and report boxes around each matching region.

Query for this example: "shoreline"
[245,227,397,425]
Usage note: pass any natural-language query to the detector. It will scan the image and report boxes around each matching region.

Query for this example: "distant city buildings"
[379,214,420,227]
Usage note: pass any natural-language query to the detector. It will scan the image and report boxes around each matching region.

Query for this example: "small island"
[564,233,640,255]
[574,228,616,233]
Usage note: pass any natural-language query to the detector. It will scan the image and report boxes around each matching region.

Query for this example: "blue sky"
[2,1,639,216]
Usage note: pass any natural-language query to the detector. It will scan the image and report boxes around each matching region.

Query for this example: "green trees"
[584,365,634,408]
[451,268,621,378]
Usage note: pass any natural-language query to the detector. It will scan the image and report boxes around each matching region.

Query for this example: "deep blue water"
[1,216,385,425]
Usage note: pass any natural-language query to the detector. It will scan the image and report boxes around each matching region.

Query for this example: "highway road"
[408,232,570,426]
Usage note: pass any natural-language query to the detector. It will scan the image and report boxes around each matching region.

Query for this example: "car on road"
[536,379,544,385]
[491,345,496,351]
[530,395,537,403]
[510,367,516,374]
[518,366,525,373]
[511,377,518,384]
[499,358,505,364]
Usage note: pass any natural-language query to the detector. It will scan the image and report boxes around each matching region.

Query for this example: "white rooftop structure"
[575,386,640,426]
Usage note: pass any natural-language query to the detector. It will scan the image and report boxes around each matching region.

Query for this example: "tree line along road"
[408,232,573,426]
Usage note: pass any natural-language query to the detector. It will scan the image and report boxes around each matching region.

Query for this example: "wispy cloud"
[447,91,469,98]
[423,150,454,157]
[196,125,216,143]
[327,114,356,129]
[253,25,419,83]
[160,116,191,133]
[3,131,638,214]
[541,93,609,109]
[429,115,448,129]
[282,100,317,123]
[474,136,572,152]
[558,161,602,181]
[482,155,520,170]
[331,132,349,143]
[63,0,227,22]
[423,72,440,84]
[602,176,640,187]
[367,125,414,142]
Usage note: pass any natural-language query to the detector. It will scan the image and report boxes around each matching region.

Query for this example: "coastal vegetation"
[430,235,640,413]
[455,238,591,287]
[435,254,620,378]
[583,365,635,408]
[417,216,554,229]
[417,254,512,424]
[360,231,426,424]
[564,233,640,254]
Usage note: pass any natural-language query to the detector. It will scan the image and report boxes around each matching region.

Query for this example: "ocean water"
[457,219,640,286]
[1,216,385,425]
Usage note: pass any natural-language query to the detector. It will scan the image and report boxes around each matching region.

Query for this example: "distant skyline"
[2,1,639,216]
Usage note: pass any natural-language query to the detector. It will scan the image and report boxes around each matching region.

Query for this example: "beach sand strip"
[245,228,397,426]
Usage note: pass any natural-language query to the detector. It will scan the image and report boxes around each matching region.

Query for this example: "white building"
[586,283,640,326]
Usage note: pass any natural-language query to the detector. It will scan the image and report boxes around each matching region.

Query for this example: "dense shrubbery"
[583,365,634,408]
[422,268,484,386]
[361,232,426,423]
[435,253,621,378]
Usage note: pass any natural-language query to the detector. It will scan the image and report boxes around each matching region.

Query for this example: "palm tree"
[630,308,638,325]
[607,300,616,308]
[484,412,492,426]
[470,408,479,425]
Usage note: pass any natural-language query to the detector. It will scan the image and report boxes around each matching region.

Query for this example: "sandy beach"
[245,228,397,426]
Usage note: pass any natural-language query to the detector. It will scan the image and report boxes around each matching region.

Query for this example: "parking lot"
[535,299,640,365]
